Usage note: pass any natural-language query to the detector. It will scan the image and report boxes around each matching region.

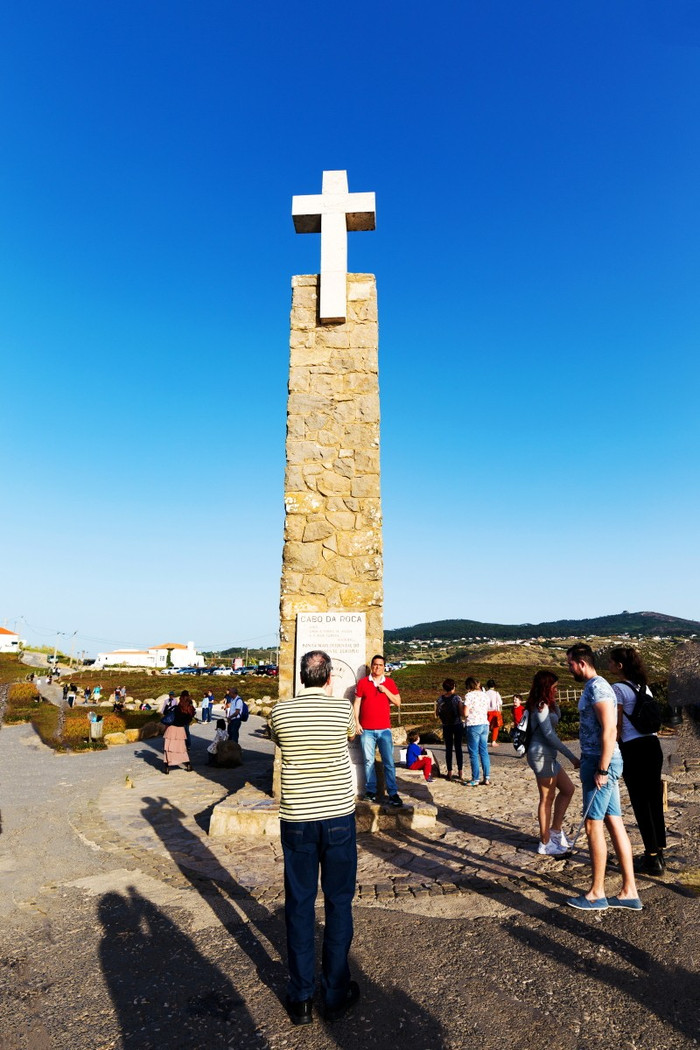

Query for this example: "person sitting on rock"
[207,719,229,765]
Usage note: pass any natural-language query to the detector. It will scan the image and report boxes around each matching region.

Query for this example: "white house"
[94,641,205,670]
[0,627,23,654]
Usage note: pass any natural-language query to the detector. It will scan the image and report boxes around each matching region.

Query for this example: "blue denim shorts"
[580,754,623,820]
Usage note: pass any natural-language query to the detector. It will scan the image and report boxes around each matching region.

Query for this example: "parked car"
[255,664,279,677]
[213,667,234,676]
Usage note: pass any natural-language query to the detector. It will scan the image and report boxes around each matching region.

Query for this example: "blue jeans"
[360,728,398,795]
[202,706,211,723]
[280,814,357,1007]
[228,717,241,742]
[466,724,490,781]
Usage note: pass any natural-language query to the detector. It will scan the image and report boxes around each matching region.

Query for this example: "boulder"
[215,740,243,767]
[140,720,162,740]
[104,732,128,746]
[124,728,140,743]
[391,726,408,745]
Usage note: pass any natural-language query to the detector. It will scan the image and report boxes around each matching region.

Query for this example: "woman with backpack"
[609,646,666,875]
[526,670,580,855]
[435,678,464,783]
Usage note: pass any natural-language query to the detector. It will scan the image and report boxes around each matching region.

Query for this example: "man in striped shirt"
[270,650,360,1025]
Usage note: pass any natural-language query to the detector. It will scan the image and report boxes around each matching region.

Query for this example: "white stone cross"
[292,170,376,323]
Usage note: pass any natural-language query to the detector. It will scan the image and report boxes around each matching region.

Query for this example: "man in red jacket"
[353,654,402,806]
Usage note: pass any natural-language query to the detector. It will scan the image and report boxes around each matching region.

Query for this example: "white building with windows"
[0,627,23,653]
[94,641,205,670]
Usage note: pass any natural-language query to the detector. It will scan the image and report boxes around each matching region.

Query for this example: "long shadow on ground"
[137,795,450,1047]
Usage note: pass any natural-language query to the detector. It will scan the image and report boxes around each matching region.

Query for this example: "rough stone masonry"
[278,273,383,699]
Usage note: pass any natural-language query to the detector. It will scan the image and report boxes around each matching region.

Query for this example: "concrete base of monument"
[209,785,280,838]
[208,776,437,839]
[355,796,438,833]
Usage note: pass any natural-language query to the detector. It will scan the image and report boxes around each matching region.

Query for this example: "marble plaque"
[295,611,367,700]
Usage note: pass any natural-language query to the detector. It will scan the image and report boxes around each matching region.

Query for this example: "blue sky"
[2,2,699,656]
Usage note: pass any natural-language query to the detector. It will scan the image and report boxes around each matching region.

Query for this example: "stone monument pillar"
[278,271,382,700]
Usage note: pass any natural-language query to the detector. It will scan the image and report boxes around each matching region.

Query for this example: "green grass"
[0,662,159,750]
[69,669,279,704]
[60,707,155,751]
[0,653,34,686]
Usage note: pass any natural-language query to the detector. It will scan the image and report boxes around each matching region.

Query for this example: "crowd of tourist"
[74,643,661,1026]
[270,642,663,1024]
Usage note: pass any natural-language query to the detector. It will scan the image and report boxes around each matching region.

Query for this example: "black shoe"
[388,793,403,807]
[163,763,169,775]
[323,980,360,1022]
[362,792,377,802]
[184,762,193,772]
[634,852,664,875]
[285,997,313,1026]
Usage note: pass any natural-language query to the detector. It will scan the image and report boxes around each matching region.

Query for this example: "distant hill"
[385,611,700,642]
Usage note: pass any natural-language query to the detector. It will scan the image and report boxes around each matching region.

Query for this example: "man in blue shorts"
[565,643,642,912]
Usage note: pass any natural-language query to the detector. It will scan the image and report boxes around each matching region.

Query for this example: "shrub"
[60,707,155,750]
[4,682,42,725]
[8,682,41,703]
[29,703,61,747]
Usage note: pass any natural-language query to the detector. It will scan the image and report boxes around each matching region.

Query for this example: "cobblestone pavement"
[1,711,699,1050]
[11,713,692,911]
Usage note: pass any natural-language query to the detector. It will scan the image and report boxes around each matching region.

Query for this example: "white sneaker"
[550,829,571,850]
[537,839,567,856]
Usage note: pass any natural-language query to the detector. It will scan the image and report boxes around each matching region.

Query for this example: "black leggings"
[620,734,666,854]
[443,723,463,775]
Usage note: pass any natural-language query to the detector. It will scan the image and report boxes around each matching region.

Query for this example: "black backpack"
[512,709,533,756]
[437,694,460,726]
[622,681,662,735]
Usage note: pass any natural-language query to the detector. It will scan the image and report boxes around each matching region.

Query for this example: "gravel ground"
[0,711,698,1050]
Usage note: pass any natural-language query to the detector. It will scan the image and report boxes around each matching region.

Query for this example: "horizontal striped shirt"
[270,688,356,822]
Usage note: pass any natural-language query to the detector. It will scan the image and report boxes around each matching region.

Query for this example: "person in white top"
[462,677,491,786]
[484,679,503,746]
[226,688,245,742]
[609,646,666,876]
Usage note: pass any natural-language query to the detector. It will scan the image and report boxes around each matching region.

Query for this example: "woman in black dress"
[609,646,666,875]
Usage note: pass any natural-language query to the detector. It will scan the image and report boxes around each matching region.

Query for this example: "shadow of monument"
[138,794,450,1046]
[359,805,699,1042]
[97,886,260,1049]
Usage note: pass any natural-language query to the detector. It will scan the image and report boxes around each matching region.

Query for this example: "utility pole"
[68,631,77,668]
